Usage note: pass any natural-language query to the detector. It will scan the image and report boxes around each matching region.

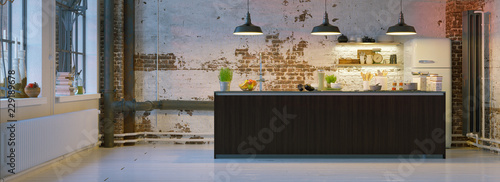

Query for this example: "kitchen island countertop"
[215,91,445,96]
[215,90,446,158]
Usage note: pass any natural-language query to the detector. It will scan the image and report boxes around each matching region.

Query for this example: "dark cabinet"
[215,92,446,158]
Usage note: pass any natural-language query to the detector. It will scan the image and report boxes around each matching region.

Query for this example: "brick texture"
[99,0,125,134]
[101,0,446,137]
[446,0,485,147]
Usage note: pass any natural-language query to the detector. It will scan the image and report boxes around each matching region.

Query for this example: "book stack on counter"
[56,72,75,96]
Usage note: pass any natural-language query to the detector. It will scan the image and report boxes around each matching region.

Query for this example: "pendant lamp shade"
[234,12,263,35]
[234,0,263,35]
[386,0,416,35]
[311,12,341,35]
[311,0,341,35]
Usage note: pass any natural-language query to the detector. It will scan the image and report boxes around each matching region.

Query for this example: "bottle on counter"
[398,80,404,91]
[317,70,325,91]
[392,80,397,91]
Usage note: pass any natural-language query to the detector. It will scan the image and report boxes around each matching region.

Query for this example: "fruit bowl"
[239,79,257,91]
[25,82,41,97]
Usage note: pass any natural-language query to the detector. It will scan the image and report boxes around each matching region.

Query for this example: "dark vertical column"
[102,0,115,148]
[462,11,471,135]
[123,0,136,145]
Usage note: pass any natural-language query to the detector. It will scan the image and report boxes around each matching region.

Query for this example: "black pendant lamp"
[386,0,417,35]
[234,0,263,35]
[311,0,341,35]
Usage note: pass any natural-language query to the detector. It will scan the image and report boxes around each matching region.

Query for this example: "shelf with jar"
[336,42,401,46]
[336,45,401,67]
[336,63,402,67]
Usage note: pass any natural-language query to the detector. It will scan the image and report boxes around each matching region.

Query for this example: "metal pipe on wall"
[102,0,214,147]
[113,100,214,113]
[123,0,136,144]
[102,0,115,148]
[473,11,487,139]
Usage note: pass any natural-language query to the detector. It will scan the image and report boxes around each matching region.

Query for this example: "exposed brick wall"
[446,0,485,147]
[104,0,446,136]
[99,0,125,134]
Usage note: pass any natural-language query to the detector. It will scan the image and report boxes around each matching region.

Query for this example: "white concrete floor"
[8,144,500,182]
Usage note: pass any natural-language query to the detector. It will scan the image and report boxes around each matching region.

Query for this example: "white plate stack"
[56,72,74,96]
[427,74,442,91]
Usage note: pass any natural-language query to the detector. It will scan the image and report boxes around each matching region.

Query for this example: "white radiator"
[1,109,98,178]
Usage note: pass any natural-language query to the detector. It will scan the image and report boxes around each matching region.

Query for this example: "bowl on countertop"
[369,85,382,91]
[403,83,418,91]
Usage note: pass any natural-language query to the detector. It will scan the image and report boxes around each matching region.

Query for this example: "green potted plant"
[325,74,337,88]
[219,67,233,91]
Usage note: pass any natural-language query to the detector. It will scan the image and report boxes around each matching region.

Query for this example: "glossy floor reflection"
[9,144,500,182]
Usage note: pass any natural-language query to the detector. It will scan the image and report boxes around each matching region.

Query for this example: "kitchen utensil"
[366,55,373,64]
[370,84,382,91]
[338,34,348,43]
[363,81,370,91]
[374,76,388,90]
[361,72,373,81]
[349,36,356,42]
[403,83,418,91]
[357,50,374,59]
[362,36,376,43]
[339,58,360,64]
[412,75,427,90]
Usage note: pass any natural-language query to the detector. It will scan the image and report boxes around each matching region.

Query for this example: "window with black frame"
[0,0,27,98]
[56,0,87,95]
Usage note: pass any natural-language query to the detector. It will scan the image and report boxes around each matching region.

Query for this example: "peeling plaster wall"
[131,0,446,134]
[485,0,500,147]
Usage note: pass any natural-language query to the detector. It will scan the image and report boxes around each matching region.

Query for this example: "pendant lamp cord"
[400,0,403,13]
[325,0,327,13]
[247,0,249,13]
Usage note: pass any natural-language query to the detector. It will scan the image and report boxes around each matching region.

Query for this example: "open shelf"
[337,42,401,46]
[337,64,402,67]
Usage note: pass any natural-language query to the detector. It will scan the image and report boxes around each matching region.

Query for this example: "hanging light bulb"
[234,0,263,35]
[311,0,341,35]
[386,0,417,35]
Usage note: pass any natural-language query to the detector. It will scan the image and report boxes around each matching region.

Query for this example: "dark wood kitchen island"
[214,91,446,159]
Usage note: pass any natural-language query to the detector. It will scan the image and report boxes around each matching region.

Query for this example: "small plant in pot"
[219,67,233,91]
[325,74,341,89]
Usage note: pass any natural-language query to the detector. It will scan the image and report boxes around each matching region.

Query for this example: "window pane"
[0,0,26,98]
[56,0,87,94]
[0,3,10,97]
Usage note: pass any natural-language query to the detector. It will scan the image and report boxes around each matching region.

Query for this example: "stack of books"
[55,72,75,96]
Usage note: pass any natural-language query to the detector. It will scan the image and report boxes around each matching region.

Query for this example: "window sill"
[56,93,101,103]
[0,97,48,109]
